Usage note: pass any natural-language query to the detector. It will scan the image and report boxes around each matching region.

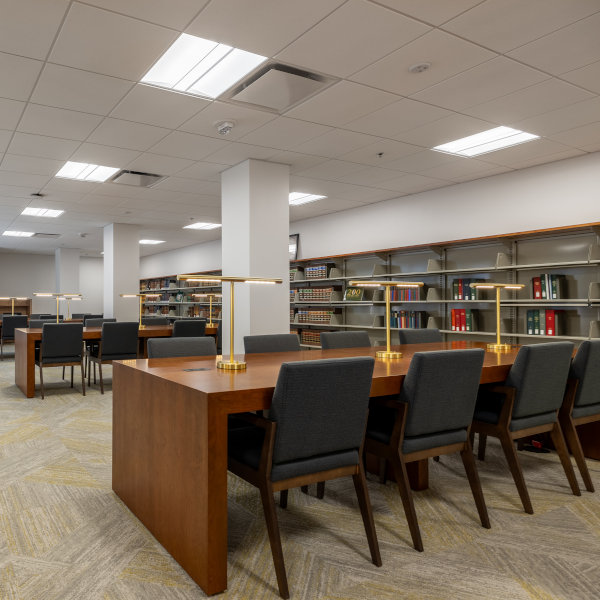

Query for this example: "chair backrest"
[30,314,52,319]
[1,315,29,339]
[569,340,600,408]
[71,313,89,319]
[48,315,64,321]
[173,319,206,337]
[101,322,139,356]
[29,319,56,328]
[216,319,222,354]
[244,333,300,354]
[142,316,168,325]
[41,323,83,360]
[398,328,442,344]
[320,330,370,350]
[401,349,485,438]
[147,336,217,358]
[270,357,375,465]
[83,314,103,325]
[506,342,574,418]
[85,317,117,328]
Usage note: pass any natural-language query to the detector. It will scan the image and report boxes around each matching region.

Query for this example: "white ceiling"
[1,0,600,256]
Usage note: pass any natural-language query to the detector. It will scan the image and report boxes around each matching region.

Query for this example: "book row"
[389,310,427,329]
[531,274,566,300]
[452,279,485,300]
[450,308,480,332]
[526,309,566,336]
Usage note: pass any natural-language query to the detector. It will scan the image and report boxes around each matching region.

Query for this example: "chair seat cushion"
[37,355,81,365]
[572,403,600,419]
[91,352,137,361]
[402,429,467,454]
[509,412,557,431]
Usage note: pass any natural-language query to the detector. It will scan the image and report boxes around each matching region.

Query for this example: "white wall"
[140,239,222,278]
[79,257,103,314]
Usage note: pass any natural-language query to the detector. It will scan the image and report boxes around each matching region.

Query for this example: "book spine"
[539,308,546,335]
[527,310,533,335]
[546,309,555,336]
[533,310,540,335]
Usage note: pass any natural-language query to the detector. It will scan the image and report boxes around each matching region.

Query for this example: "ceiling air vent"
[226,63,335,113]
[33,233,61,239]
[109,170,166,188]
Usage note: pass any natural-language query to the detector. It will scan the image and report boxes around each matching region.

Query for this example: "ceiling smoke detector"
[408,62,431,74]
[215,120,235,136]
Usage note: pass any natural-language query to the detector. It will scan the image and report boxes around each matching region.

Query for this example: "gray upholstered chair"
[398,328,442,344]
[30,313,52,319]
[1,315,28,359]
[147,336,216,358]
[473,342,580,513]
[83,318,117,374]
[83,314,103,325]
[228,357,381,598]
[243,333,300,354]
[320,330,370,349]
[365,348,489,551]
[172,319,206,337]
[87,322,139,393]
[71,313,89,319]
[559,340,600,492]
[85,318,117,328]
[35,323,85,399]
[29,319,56,328]
[141,316,169,325]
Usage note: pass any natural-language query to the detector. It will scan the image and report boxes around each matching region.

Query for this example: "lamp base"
[486,343,512,352]
[217,360,247,371]
[376,350,403,359]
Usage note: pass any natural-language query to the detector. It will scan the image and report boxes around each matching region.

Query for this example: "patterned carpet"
[0,353,599,600]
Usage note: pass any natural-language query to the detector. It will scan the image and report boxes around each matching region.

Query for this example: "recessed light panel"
[432,127,539,157]
[55,161,119,182]
[139,239,165,245]
[142,33,267,99]
[21,207,64,218]
[3,231,34,237]
[289,192,326,206]
[183,222,222,230]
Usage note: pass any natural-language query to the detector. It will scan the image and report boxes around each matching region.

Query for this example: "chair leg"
[279,490,288,509]
[390,456,423,551]
[39,365,44,400]
[478,433,487,461]
[498,431,533,514]
[62,366,65,380]
[70,365,74,388]
[99,362,104,394]
[316,481,325,499]
[550,422,581,497]
[300,485,308,495]
[560,415,594,492]
[460,444,491,529]
[352,463,382,567]
[433,456,440,462]
[378,457,387,484]
[258,483,289,599]
[80,360,86,397]
[93,361,97,384]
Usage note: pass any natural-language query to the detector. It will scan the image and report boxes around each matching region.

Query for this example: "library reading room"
[1,1,600,599]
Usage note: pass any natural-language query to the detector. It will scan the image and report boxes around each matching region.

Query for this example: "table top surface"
[16,323,218,337]
[114,341,520,401]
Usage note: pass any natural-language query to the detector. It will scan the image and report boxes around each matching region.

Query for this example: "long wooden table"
[112,341,520,596]
[14,323,218,398]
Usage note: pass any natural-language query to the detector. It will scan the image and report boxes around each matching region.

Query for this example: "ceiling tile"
[345,98,451,138]
[18,104,103,140]
[412,57,549,111]
[0,130,11,153]
[152,177,216,194]
[31,64,133,115]
[478,139,586,169]
[0,170,51,188]
[149,131,230,160]
[342,165,407,186]
[0,0,69,60]
[262,151,324,174]
[202,142,278,165]
[49,3,177,80]
[87,118,170,151]
[418,157,510,181]
[186,0,346,56]
[508,12,600,75]
[0,98,25,130]
[285,81,398,127]
[560,60,600,95]
[548,122,600,151]
[238,117,331,150]
[382,149,459,172]
[276,0,430,78]
[0,53,44,102]
[111,84,209,129]
[465,79,595,125]
[8,132,80,160]
[351,30,495,96]
[0,154,64,177]
[443,0,600,53]
[43,178,100,194]
[374,172,450,193]
[175,162,226,182]
[371,0,485,26]
[126,153,195,176]
[83,0,208,30]
[292,129,376,159]
[294,159,363,181]
[69,143,141,167]
[339,138,421,166]
[179,101,277,140]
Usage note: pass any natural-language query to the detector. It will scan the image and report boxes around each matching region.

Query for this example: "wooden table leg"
[365,453,429,490]
[576,422,600,461]
[15,329,36,398]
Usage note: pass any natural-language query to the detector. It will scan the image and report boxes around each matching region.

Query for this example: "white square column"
[221,160,290,354]
[55,248,80,293]
[103,223,139,321]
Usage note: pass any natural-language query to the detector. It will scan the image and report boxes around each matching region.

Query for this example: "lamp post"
[120,293,161,328]
[33,292,82,322]
[349,280,424,359]
[470,282,525,351]
[179,274,282,371]
[0,296,29,315]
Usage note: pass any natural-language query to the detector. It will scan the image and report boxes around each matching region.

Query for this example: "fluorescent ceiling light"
[139,239,165,245]
[183,222,222,230]
[141,33,267,99]
[21,207,64,218]
[3,230,34,237]
[432,126,539,157]
[55,161,119,182]
[289,192,326,206]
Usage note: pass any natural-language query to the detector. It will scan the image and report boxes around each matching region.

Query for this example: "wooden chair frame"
[473,385,580,514]
[228,412,381,600]
[365,397,490,553]
[36,342,85,400]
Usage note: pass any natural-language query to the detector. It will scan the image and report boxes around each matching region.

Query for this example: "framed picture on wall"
[289,234,299,260]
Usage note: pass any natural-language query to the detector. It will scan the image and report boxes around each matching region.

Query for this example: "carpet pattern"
[0,355,599,599]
